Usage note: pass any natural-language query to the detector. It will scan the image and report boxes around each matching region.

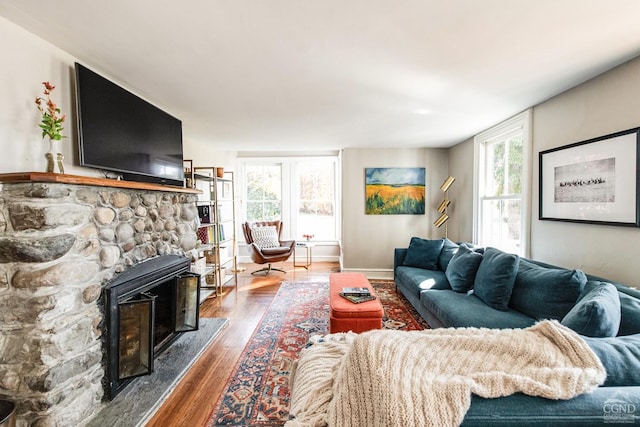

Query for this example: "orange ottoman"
[329,272,384,333]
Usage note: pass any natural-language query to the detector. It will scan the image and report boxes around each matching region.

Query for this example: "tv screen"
[75,63,184,186]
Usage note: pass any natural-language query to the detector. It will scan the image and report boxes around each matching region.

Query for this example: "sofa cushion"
[395,266,451,297]
[420,289,536,329]
[437,239,459,271]
[465,388,629,424]
[509,259,586,320]
[445,245,483,293]
[582,334,640,386]
[402,237,444,270]
[562,282,621,337]
[473,247,519,311]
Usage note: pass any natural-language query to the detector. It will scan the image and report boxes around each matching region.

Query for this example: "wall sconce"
[440,176,455,192]
[437,199,450,213]
[434,213,449,228]
[434,176,455,237]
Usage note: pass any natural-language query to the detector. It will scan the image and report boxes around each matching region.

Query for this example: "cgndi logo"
[603,398,637,424]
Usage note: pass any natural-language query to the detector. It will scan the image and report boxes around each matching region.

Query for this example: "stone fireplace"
[0,173,201,426]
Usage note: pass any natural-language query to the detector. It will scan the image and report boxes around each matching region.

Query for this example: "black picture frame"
[539,127,640,227]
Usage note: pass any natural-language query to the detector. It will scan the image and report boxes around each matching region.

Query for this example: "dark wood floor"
[146,261,339,427]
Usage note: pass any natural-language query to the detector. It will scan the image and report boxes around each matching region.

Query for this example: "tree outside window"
[297,161,335,240]
[481,134,523,253]
[242,157,339,241]
[246,164,281,222]
[474,110,531,256]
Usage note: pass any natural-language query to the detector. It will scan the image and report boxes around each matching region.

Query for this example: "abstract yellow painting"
[365,168,425,214]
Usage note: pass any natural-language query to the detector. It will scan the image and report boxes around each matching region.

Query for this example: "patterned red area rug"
[206,280,428,427]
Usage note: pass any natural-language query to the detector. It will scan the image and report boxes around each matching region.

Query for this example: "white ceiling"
[3,1,640,151]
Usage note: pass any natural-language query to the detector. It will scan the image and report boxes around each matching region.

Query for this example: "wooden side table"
[293,241,315,269]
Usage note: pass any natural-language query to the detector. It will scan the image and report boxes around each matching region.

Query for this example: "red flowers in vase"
[35,81,66,141]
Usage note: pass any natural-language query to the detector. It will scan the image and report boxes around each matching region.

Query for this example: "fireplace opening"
[103,255,200,399]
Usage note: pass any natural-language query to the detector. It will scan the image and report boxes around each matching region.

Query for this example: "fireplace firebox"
[102,255,200,399]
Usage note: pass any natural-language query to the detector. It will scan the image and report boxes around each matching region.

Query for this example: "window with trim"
[474,111,531,255]
[240,156,339,241]
[246,164,282,222]
[296,160,336,240]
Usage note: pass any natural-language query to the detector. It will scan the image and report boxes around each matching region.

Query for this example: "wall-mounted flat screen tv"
[75,63,184,186]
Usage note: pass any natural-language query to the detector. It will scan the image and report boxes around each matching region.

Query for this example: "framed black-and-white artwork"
[539,127,640,227]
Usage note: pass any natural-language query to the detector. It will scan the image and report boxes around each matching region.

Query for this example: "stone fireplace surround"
[0,172,201,426]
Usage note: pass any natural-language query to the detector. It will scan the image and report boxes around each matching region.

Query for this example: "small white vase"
[45,138,64,174]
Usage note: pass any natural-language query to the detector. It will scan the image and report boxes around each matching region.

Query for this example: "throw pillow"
[460,242,484,254]
[582,334,640,386]
[250,225,280,249]
[402,237,444,270]
[561,281,621,337]
[437,239,459,271]
[445,245,483,293]
[473,247,519,311]
[618,291,640,336]
[582,279,640,336]
[509,259,587,320]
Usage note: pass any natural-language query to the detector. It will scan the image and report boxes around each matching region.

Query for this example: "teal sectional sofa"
[394,237,640,425]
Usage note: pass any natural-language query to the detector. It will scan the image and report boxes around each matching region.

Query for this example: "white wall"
[0,16,212,178]
[184,145,237,171]
[341,147,449,276]
[447,137,474,242]
[530,57,640,286]
[0,16,87,175]
[449,56,640,286]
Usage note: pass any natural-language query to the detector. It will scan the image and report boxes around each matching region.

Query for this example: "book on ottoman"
[339,293,377,304]
[342,287,371,296]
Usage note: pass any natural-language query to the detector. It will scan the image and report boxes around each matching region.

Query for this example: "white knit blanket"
[287,320,605,427]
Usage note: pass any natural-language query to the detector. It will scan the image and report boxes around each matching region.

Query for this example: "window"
[296,160,336,240]
[245,164,282,222]
[239,156,340,241]
[474,111,531,255]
